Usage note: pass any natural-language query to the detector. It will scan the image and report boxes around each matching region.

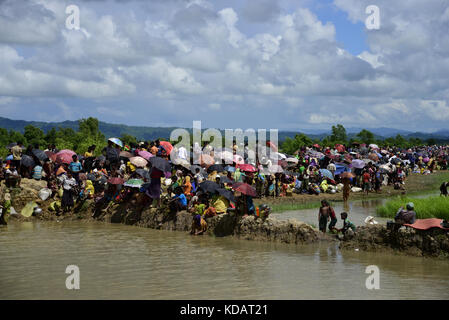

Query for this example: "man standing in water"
[318,200,334,233]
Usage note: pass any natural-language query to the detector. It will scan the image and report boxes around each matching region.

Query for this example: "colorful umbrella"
[267,141,278,152]
[233,154,244,165]
[137,150,153,160]
[124,178,144,188]
[45,151,57,162]
[319,169,333,180]
[160,141,173,155]
[129,156,148,168]
[108,177,125,185]
[234,183,257,197]
[224,165,236,172]
[351,159,365,169]
[108,137,123,148]
[55,149,76,164]
[238,163,257,172]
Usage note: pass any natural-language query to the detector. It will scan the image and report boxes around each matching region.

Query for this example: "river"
[1,214,449,299]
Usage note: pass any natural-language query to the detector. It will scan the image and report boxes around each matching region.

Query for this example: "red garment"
[363,172,371,183]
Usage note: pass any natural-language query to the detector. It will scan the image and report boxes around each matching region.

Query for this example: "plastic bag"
[38,188,51,201]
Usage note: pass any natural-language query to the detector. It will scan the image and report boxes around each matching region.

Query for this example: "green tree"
[356,129,375,145]
[329,124,347,144]
[24,125,46,148]
[9,130,26,145]
[281,133,312,154]
[121,133,137,147]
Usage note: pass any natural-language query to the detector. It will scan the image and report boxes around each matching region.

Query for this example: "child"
[339,212,356,233]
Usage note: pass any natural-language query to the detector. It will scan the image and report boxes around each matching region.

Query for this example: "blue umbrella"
[224,165,235,172]
[6,155,13,161]
[319,169,333,180]
[108,137,123,148]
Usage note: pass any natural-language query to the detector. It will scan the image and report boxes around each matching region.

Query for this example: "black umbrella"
[20,154,35,168]
[207,164,224,173]
[216,188,236,203]
[198,180,220,194]
[96,155,106,162]
[32,149,49,161]
[135,168,150,180]
[190,164,203,174]
[150,157,171,172]
[220,176,233,184]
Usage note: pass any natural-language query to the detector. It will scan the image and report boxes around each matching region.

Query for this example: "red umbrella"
[266,141,278,152]
[313,144,321,148]
[45,151,57,162]
[234,183,257,197]
[238,163,257,172]
[108,177,125,185]
[335,144,345,153]
[160,141,173,155]
[55,149,76,164]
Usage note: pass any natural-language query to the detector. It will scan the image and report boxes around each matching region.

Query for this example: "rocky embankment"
[3,179,324,246]
[340,225,449,258]
[3,179,449,258]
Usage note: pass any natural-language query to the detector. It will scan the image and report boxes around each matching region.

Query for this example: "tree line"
[0,119,440,158]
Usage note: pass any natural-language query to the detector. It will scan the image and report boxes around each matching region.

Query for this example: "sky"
[0,0,449,132]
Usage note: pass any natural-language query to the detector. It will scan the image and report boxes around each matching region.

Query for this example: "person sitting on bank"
[339,212,356,233]
[191,214,207,235]
[169,187,187,214]
[395,202,416,225]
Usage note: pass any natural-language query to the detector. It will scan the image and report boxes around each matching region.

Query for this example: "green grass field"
[270,201,324,213]
[376,196,449,220]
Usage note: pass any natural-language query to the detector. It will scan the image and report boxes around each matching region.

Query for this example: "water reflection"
[0,221,448,300]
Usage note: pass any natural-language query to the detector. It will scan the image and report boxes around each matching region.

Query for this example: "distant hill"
[0,116,448,143]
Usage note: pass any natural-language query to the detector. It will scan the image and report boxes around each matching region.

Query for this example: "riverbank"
[340,225,449,259]
[3,174,449,259]
[256,171,449,213]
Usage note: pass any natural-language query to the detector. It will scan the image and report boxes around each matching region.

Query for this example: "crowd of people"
[1,138,448,233]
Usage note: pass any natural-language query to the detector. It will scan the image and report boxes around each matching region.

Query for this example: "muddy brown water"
[1,214,449,299]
